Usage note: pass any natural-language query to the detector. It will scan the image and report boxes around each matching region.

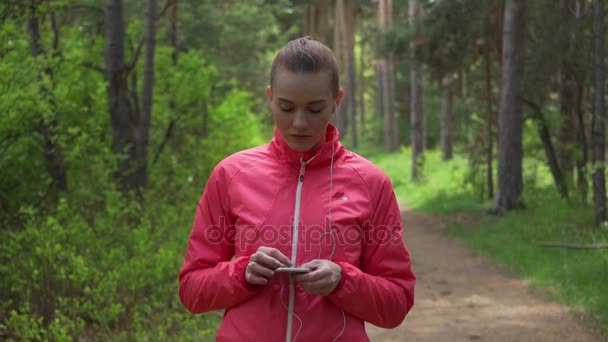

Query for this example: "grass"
[368,148,608,338]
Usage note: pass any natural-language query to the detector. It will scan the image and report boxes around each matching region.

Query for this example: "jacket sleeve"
[179,167,259,314]
[327,177,415,328]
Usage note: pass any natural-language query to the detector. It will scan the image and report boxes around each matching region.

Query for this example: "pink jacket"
[179,125,415,341]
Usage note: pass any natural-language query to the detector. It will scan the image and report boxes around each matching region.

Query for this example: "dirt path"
[366,210,601,342]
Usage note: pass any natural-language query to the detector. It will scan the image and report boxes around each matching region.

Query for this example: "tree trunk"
[318,0,330,43]
[27,5,67,194]
[375,62,384,145]
[524,100,569,199]
[154,0,178,165]
[345,0,357,147]
[105,0,138,190]
[492,0,526,212]
[378,0,396,152]
[137,0,157,189]
[409,0,425,180]
[557,0,578,197]
[440,75,453,161]
[591,0,606,226]
[575,79,588,203]
[333,0,347,136]
[484,43,494,198]
[358,34,366,135]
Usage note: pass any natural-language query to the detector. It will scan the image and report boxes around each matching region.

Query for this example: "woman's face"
[267,68,344,153]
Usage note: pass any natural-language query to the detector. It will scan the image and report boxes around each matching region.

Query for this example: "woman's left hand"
[294,259,342,296]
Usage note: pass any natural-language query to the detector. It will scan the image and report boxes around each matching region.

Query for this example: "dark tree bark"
[375,62,384,146]
[409,0,425,180]
[575,78,588,203]
[440,75,453,161]
[523,100,569,200]
[27,3,67,194]
[556,0,579,197]
[358,33,366,135]
[105,0,138,190]
[333,0,347,136]
[345,0,357,147]
[591,0,606,226]
[136,0,157,189]
[154,0,178,165]
[483,42,494,198]
[492,0,526,212]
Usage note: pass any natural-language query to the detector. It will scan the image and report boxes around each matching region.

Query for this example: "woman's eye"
[309,108,323,114]
[280,107,294,112]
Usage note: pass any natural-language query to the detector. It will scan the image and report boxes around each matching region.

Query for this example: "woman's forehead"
[272,69,334,101]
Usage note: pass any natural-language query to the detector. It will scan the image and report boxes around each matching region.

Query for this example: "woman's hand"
[245,246,291,286]
[294,259,342,296]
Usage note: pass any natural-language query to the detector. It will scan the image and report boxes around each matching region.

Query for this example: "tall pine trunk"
[358,34,366,135]
[591,0,606,226]
[483,42,494,198]
[345,0,357,147]
[136,0,157,189]
[105,0,138,190]
[440,75,453,161]
[492,0,526,212]
[409,0,425,180]
[333,0,347,136]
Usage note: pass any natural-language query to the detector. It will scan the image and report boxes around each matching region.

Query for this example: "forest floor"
[366,209,601,342]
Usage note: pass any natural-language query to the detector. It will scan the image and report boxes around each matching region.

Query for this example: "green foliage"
[1,3,265,339]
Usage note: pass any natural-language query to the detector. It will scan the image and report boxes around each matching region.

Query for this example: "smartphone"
[274,267,311,274]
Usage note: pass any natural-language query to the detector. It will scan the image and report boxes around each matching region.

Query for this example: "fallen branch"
[540,242,608,249]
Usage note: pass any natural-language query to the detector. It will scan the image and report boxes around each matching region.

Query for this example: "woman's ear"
[334,89,345,111]
[266,86,272,103]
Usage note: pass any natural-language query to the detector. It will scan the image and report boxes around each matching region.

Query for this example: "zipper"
[286,156,314,342]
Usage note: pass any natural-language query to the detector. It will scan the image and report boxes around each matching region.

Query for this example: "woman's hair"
[270,37,340,95]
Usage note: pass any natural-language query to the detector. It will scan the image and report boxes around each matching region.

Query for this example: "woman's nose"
[292,111,308,130]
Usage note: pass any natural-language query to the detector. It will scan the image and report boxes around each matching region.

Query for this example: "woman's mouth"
[290,134,311,140]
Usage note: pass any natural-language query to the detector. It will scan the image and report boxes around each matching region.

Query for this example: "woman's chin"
[287,142,312,152]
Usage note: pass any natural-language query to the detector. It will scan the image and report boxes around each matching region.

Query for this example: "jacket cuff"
[328,261,357,298]
[233,255,263,292]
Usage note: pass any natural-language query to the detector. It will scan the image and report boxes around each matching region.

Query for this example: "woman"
[179,37,415,342]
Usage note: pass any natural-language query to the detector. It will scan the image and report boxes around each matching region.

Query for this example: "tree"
[409,0,424,180]
[333,0,347,136]
[105,0,139,190]
[591,0,606,226]
[377,0,396,152]
[345,0,357,147]
[440,75,453,160]
[136,0,158,189]
[492,0,526,212]
[27,2,67,194]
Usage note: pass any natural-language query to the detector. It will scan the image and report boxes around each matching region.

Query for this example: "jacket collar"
[269,124,344,167]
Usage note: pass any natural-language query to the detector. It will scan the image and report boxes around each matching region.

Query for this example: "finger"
[246,273,268,285]
[249,261,274,278]
[295,268,327,283]
[251,252,286,270]
[298,259,321,270]
[263,247,292,267]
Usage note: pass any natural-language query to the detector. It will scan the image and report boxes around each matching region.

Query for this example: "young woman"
[179,37,415,342]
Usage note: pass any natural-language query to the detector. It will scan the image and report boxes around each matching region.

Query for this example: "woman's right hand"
[245,246,291,285]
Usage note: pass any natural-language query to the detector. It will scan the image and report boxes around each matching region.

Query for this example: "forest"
[1,0,607,340]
